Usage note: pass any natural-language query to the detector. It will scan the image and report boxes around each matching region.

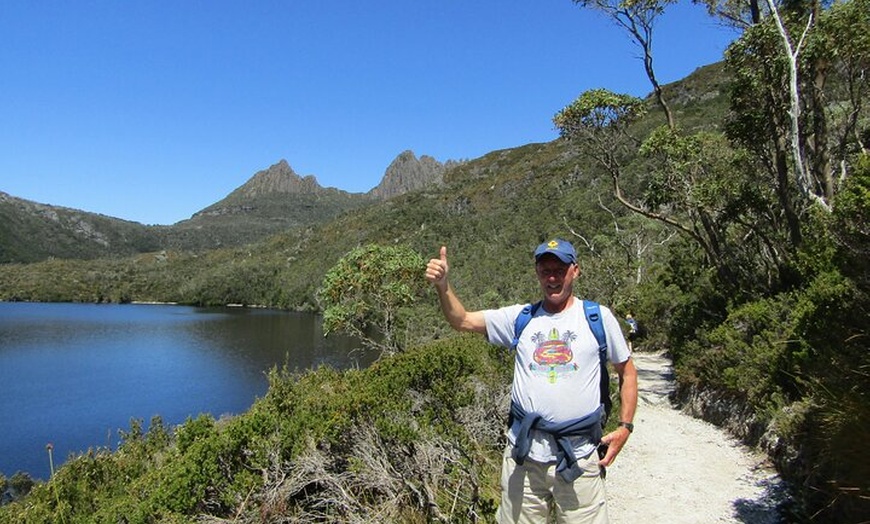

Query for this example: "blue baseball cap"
[534,238,577,265]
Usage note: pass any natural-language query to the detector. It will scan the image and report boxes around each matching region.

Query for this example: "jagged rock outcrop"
[225,159,324,199]
[169,160,372,251]
[368,151,455,200]
[193,160,338,218]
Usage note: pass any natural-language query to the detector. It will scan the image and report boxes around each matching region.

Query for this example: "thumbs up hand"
[425,246,449,290]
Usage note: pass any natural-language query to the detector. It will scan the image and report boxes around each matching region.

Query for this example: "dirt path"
[604,351,784,523]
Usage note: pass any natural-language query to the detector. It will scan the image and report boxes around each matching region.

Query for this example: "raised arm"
[425,246,487,334]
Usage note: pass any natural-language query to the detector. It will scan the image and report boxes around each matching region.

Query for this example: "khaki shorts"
[496,445,609,524]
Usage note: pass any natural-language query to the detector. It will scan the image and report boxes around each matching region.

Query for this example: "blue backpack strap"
[583,300,611,422]
[582,300,607,356]
[512,301,542,350]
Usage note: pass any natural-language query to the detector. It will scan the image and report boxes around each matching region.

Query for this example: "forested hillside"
[1,0,868,521]
[0,192,163,263]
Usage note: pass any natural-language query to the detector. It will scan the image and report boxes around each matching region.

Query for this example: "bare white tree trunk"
[764,0,832,211]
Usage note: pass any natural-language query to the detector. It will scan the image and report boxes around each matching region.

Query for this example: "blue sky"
[0,1,738,225]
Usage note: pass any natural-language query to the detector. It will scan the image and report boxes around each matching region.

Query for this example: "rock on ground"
[604,351,785,524]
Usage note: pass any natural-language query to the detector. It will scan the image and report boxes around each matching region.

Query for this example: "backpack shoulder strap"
[582,300,607,358]
[512,301,542,350]
[583,300,612,422]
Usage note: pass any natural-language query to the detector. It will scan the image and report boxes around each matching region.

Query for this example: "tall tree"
[572,0,677,128]
[725,0,869,234]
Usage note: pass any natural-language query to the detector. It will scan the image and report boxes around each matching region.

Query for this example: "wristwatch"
[617,421,634,433]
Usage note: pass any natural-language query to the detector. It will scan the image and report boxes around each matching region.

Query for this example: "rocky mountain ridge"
[367,150,458,200]
[194,159,343,219]
[230,159,325,197]
[0,150,453,263]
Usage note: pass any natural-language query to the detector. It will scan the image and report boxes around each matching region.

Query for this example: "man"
[425,239,638,524]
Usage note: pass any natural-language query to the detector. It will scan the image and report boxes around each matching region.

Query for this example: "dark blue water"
[0,302,374,480]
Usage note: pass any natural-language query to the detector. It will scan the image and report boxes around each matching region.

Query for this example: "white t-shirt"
[484,298,631,463]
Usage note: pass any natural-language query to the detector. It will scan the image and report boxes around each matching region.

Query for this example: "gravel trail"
[604,351,784,523]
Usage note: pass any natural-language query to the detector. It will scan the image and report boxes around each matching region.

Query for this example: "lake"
[0,302,376,480]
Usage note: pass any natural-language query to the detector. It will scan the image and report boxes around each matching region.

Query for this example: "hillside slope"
[0,191,161,263]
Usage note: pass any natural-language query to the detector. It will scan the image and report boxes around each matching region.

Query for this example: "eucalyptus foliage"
[319,244,426,356]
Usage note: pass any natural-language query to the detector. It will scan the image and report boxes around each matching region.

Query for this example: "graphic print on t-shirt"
[529,327,579,384]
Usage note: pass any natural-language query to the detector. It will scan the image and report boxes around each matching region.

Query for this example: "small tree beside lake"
[319,243,426,356]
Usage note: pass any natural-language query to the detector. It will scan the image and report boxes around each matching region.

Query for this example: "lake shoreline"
[0,302,371,480]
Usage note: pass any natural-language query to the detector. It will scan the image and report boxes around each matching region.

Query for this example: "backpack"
[512,300,612,422]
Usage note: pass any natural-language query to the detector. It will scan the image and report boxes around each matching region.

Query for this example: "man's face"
[535,255,579,309]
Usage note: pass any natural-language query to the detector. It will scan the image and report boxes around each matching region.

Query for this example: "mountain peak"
[230,159,324,198]
[368,150,451,200]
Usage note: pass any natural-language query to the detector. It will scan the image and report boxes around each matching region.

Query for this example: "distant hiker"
[426,238,638,524]
[625,314,639,351]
